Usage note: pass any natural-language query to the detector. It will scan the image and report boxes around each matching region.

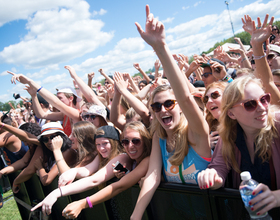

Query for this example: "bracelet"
[221,75,233,83]
[56,158,63,164]
[74,88,79,90]
[253,53,266,60]
[149,81,153,85]
[0,123,4,131]
[241,57,247,62]
[37,86,43,93]
[86,197,93,208]
[58,187,63,197]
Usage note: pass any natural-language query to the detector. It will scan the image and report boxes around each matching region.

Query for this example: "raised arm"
[133,63,151,83]
[135,5,210,156]
[114,72,150,127]
[65,66,105,107]
[9,72,80,123]
[242,14,280,105]
[99,69,114,85]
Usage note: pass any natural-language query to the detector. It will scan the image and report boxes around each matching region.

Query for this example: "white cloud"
[194,1,202,7]
[42,72,69,84]
[0,1,114,68]
[93,8,107,16]
[162,17,175,24]
[26,64,60,79]
[0,71,8,76]
[182,6,190,10]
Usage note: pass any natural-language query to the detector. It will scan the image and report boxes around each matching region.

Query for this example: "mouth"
[256,114,267,120]
[210,106,218,111]
[161,115,172,125]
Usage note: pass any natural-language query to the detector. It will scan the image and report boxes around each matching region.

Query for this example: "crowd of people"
[1,5,280,219]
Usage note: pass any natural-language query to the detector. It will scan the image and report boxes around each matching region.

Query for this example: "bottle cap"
[240,171,251,181]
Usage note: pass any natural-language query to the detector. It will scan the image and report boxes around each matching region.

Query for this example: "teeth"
[129,151,136,154]
[162,116,170,119]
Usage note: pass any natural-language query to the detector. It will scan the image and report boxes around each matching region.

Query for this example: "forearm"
[110,92,125,131]
[139,68,150,83]
[37,166,58,186]
[239,52,251,69]
[13,166,36,185]
[129,78,141,94]
[53,150,70,175]
[137,84,152,100]
[88,78,93,89]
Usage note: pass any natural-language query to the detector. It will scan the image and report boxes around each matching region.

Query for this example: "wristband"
[86,197,93,208]
[253,53,266,60]
[221,75,233,83]
[241,57,247,62]
[37,86,43,93]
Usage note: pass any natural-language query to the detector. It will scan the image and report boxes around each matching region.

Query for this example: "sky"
[0,0,280,103]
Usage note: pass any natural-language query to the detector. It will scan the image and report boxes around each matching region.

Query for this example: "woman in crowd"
[11,122,74,192]
[203,81,228,148]
[130,5,212,219]
[32,121,152,218]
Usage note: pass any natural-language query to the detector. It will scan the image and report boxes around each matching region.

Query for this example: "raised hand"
[24,85,37,97]
[8,71,30,85]
[135,5,165,49]
[154,59,161,70]
[250,14,274,46]
[88,72,95,79]
[209,60,227,80]
[133,63,141,71]
[242,15,255,35]
[65,65,78,79]
[113,72,129,93]
[52,136,63,151]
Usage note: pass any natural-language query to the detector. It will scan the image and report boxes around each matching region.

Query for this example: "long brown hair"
[218,76,278,172]
[149,85,190,166]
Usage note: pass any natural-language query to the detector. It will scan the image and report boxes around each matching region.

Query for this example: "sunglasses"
[41,134,58,143]
[232,93,271,112]
[82,114,97,120]
[121,138,141,147]
[201,72,212,78]
[151,99,177,113]
[203,91,221,104]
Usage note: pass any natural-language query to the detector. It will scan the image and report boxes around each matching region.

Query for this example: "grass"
[0,190,22,220]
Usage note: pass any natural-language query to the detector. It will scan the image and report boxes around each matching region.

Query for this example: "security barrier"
[3,173,280,220]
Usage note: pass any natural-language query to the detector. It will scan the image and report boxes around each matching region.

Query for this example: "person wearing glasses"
[58,121,151,219]
[31,124,136,217]
[203,81,228,149]
[80,104,108,128]
[130,5,212,219]
[10,122,74,193]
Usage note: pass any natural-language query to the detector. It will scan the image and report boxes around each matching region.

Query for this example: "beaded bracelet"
[253,53,266,60]
[86,197,93,208]
[37,86,43,93]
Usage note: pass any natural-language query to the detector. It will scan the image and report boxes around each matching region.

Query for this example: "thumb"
[135,22,144,36]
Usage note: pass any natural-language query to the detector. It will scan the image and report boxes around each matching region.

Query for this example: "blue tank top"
[159,138,210,184]
[3,141,29,165]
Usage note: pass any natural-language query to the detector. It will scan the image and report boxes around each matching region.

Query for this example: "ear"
[227,109,236,120]
[68,95,74,102]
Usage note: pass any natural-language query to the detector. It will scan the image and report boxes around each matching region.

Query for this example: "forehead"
[95,137,110,143]
[153,90,175,102]
[57,92,67,98]
[206,87,223,95]
[243,82,264,99]
[123,128,140,137]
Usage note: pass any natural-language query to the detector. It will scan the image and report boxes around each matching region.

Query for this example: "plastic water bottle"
[239,171,271,219]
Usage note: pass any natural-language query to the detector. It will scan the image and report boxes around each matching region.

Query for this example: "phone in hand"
[114,161,129,174]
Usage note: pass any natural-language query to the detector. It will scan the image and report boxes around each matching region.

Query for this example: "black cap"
[200,58,227,70]
[95,126,120,141]
[30,94,48,105]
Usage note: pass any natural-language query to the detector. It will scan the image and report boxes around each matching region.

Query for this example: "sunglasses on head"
[151,99,177,113]
[232,93,271,112]
[41,134,58,143]
[203,91,221,104]
[121,138,141,147]
[82,114,97,120]
[202,72,212,78]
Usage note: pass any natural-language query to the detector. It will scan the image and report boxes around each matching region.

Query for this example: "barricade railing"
[4,173,280,220]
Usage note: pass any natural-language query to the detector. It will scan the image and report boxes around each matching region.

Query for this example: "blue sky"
[0,0,280,102]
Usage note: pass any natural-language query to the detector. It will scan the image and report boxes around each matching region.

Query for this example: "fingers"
[135,22,144,36]
[31,202,42,211]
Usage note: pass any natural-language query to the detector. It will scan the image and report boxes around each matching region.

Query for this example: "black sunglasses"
[82,114,97,120]
[41,134,58,143]
[151,99,177,113]
[202,72,212,78]
[267,54,280,60]
[203,91,221,104]
[232,93,271,112]
[121,138,141,147]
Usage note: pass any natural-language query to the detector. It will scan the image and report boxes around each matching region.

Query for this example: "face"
[138,83,146,90]
[96,137,111,158]
[81,113,101,127]
[14,113,23,122]
[228,82,269,133]
[267,53,280,70]
[152,90,181,132]
[69,132,78,149]
[57,93,71,106]
[80,105,89,113]
[202,67,217,88]
[122,128,144,164]
[273,75,280,92]
[204,87,223,120]
[41,133,60,150]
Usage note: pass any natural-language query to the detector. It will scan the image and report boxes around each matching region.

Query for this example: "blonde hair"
[121,121,152,163]
[149,85,191,166]
[204,81,228,131]
[218,75,278,172]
